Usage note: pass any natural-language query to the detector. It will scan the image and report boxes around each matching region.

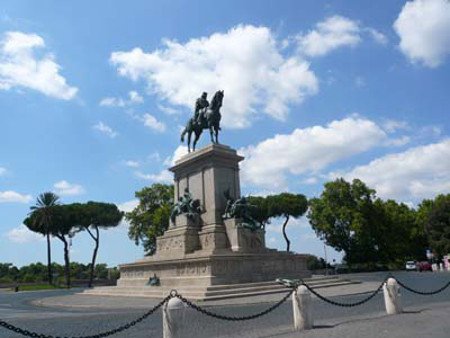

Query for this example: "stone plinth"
[224,218,265,252]
[87,144,311,299]
[156,226,200,258]
[117,251,310,288]
[198,224,229,254]
[170,144,243,227]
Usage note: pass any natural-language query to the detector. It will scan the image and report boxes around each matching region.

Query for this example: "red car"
[417,261,432,272]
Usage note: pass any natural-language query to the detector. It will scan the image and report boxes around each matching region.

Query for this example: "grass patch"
[13,284,64,291]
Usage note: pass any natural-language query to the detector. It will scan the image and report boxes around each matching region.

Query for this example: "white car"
[405,261,416,271]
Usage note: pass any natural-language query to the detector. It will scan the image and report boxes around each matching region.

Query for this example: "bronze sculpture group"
[174,93,263,231]
[170,188,201,223]
[170,188,263,232]
[181,90,224,152]
[222,189,263,231]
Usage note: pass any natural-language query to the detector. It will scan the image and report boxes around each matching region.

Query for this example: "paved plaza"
[1,272,449,337]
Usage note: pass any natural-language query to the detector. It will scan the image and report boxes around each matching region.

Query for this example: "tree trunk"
[282,214,291,252]
[88,226,99,288]
[46,232,52,285]
[58,235,71,288]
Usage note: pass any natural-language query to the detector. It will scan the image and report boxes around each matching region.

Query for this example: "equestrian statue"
[181,90,224,152]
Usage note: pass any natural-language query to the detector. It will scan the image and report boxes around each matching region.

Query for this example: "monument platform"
[83,144,310,300]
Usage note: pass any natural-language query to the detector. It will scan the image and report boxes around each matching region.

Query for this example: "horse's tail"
[181,127,187,142]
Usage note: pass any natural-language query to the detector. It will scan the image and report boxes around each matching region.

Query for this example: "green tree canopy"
[418,194,450,257]
[267,193,308,252]
[308,178,430,267]
[374,199,426,264]
[75,201,123,287]
[27,192,60,284]
[126,184,174,255]
[307,178,378,265]
[247,196,270,227]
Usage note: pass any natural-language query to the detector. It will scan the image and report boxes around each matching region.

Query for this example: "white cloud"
[302,177,319,185]
[110,24,318,128]
[128,90,143,103]
[297,15,361,57]
[365,28,388,45]
[99,90,143,107]
[117,199,139,213]
[268,237,278,244]
[5,225,44,244]
[157,104,180,116]
[135,170,172,183]
[0,190,32,203]
[93,121,118,138]
[394,0,450,67]
[386,135,411,147]
[148,152,162,162]
[133,146,188,184]
[297,16,387,57]
[340,139,450,202]
[143,113,166,132]
[99,97,124,107]
[124,160,140,168]
[383,119,410,133]
[240,116,387,190]
[163,145,188,166]
[0,167,6,176]
[0,31,77,99]
[53,180,85,196]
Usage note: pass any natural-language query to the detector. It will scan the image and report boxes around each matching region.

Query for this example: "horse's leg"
[187,131,192,153]
[193,130,201,151]
[209,125,215,144]
[215,126,219,144]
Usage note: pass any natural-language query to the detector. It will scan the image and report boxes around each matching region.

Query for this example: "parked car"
[405,260,416,271]
[417,261,432,272]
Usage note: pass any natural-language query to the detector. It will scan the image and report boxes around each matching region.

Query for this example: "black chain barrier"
[0,294,171,338]
[2,275,450,337]
[301,276,389,308]
[176,288,295,321]
[395,278,450,295]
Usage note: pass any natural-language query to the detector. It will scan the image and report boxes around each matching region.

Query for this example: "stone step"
[91,277,345,295]
[81,276,357,300]
[116,275,340,288]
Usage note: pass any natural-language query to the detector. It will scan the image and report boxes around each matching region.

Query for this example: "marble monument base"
[83,144,311,300]
[117,250,310,288]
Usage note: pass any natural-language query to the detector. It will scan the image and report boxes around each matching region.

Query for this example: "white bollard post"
[292,285,313,330]
[383,278,402,315]
[163,296,186,338]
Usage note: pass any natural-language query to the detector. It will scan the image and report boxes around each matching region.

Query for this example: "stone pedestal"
[156,226,200,258]
[170,144,243,227]
[198,224,229,254]
[103,144,310,297]
[224,218,265,252]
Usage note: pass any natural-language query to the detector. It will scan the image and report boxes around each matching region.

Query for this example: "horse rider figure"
[194,92,209,126]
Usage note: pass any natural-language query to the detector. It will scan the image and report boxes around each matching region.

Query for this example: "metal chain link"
[0,294,171,338]
[301,277,388,307]
[176,288,294,321]
[395,279,450,295]
[2,275,450,337]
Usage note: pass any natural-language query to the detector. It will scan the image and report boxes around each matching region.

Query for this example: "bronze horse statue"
[181,90,224,152]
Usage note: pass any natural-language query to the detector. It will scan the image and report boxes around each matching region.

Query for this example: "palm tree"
[29,192,60,285]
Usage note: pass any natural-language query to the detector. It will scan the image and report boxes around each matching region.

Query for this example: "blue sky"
[1,0,449,267]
